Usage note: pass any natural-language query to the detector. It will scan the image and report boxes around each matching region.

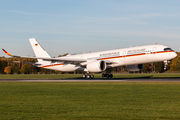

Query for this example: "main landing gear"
[82,73,94,79]
[82,73,113,79]
[102,70,113,78]
[102,73,113,78]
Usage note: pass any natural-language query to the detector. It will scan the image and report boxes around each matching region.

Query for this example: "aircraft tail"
[29,38,51,65]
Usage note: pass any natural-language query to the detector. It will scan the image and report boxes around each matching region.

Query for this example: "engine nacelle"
[125,64,143,71]
[87,60,106,72]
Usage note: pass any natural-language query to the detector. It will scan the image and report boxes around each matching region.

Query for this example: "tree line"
[0,52,179,74]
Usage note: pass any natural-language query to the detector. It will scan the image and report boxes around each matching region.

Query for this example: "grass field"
[0,82,180,120]
[0,73,180,79]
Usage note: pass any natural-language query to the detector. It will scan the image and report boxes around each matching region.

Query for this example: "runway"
[1,78,180,82]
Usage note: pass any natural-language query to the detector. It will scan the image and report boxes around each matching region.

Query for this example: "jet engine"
[87,60,106,72]
[125,64,143,71]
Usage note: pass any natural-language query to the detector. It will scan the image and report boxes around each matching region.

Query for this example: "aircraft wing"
[2,49,87,62]
[2,49,118,65]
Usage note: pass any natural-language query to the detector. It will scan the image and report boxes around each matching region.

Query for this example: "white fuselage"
[40,44,177,72]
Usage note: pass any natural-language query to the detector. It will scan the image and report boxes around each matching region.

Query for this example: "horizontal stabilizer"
[13,61,42,66]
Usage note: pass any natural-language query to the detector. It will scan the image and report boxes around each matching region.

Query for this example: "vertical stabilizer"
[29,38,51,64]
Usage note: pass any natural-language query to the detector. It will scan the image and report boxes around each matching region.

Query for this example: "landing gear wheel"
[86,75,90,79]
[102,73,106,78]
[109,74,113,78]
[90,75,94,79]
[102,73,113,78]
[82,74,86,79]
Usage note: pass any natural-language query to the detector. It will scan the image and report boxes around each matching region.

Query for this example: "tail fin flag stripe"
[2,49,12,56]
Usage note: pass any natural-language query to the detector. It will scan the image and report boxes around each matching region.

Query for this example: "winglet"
[2,49,12,56]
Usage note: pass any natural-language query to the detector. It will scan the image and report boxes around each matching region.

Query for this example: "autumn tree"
[0,59,7,74]
[11,63,20,74]
[142,63,152,73]
[20,64,27,74]
[169,56,180,72]
[154,62,164,73]
[58,53,69,57]
[4,66,12,74]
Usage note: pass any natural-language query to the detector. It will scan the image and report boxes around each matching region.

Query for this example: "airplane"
[2,38,177,78]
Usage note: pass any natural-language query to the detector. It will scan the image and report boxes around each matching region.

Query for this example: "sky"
[0,0,180,57]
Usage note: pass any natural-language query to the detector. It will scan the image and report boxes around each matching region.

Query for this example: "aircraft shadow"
[71,75,180,80]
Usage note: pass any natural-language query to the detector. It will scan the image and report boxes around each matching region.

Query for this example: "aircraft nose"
[172,52,177,58]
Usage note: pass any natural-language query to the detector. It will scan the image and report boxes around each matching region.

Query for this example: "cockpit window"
[164,48,172,51]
